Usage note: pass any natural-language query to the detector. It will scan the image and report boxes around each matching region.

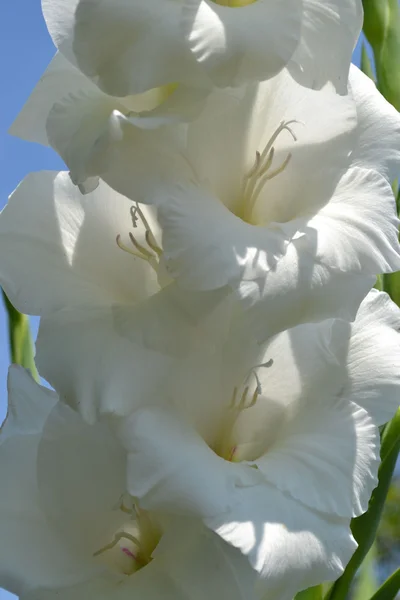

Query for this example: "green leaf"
[369,568,400,600]
[2,290,39,381]
[295,586,323,600]
[361,42,375,81]
[362,0,400,110]
[325,409,400,600]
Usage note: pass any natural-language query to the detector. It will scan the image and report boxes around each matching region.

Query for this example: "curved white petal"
[159,186,374,340]
[157,521,258,600]
[10,51,203,192]
[22,570,185,600]
[349,65,400,182]
[0,171,159,315]
[116,406,261,518]
[54,107,194,203]
[289,0,363,91]
[308,167,400,275]
[159,183,290,290]
[24,525,257,600]
[43,0,203,96]
[344,289,400,426]
[46,92,123,191]
[9,52,95,146]
[34,306,178,423]
[36,284,231,422]
[37,402,127,561]
[253,397,379,518]
[205,483,357,600]
[0,368,96,595]
[230,322,380,517]
[182,0,300,87]
[46,84,203,193]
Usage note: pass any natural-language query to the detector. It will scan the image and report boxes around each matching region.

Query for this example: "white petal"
[0,368,94,595]
[159,183,290,290]
[10,51,202,191]
[206,483,357,600]
[41,0,81,67]
[289,0,363,91]
[64,109,194,204]
[344,289,400,426]
[46,85,201,192]
[43,0,202,96]
[158,521,258,600]
[35,306,175,423]
[308,167,400,275]
[182,0,300,87]
[254,397,379,518]
[22,568,185,600]
[230,322,380,517]
[37,402,127,561]
[159,187,374,339]
[9,52,96,146]
[24,526,257,600]
[46,91,123,190]
[36,284,230,422]
[0,171,159,315]
[116,406,261,517]
[349,65,400,182]
[3,365,58,437]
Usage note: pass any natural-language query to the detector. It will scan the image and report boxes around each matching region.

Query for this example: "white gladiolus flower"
[11,62,400,339]
[42,0,362,96]
[152,67,400,320]
[0,366,258,600]
[114,290,400,598]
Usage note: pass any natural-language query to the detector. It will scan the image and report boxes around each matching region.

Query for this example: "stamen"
[229,386,238,409]
[239,386,250,409]
[240,120,301,221]
[115,492,135,516]
[116,203,163,276]
[129,232,155,260]
[116,234,145,259]
[145,230,163,256]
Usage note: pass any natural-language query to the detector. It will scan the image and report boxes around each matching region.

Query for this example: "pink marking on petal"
[122,547,135,559]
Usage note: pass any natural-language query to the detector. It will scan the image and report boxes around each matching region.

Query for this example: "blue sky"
[0,3,366,599]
